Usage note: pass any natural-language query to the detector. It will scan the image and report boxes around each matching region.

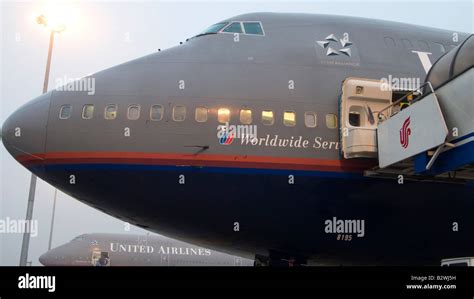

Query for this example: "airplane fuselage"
[40,233,253,266]
[3,13,473,265]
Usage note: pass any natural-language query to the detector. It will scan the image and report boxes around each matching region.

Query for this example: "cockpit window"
[72,235,85,241]
[195,21,264,38]
[199,22,229,35]
[223,22,243,33]
[243,22,264,35]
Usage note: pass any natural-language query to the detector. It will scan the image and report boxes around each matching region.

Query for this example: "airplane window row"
[383,36,450,53]
[59,104,338,129]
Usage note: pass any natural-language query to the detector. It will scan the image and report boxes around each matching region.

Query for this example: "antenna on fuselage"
[184,145,210,155]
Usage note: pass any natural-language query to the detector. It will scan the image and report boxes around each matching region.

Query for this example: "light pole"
[19,14,65,266]
[47,188,58,250]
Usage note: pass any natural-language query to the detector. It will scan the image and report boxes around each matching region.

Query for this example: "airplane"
[39,233,254,266]
[2,12,473,266]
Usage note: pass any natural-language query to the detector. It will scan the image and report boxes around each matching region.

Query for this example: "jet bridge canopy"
[425,34,474,90]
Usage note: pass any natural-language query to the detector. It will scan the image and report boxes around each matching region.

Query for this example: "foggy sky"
[1,0,472,266]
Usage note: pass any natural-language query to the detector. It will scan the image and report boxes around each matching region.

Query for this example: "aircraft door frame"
[161,254,170,266]
[234,257,242,266]
[91,249,101,266]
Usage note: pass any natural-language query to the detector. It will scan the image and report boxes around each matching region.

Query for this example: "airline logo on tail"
[400,117,411,148]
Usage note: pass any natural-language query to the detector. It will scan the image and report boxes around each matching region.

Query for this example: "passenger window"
[401,39,413,49]
[150,104,163,121]
[104,104,117,120]
[261,110,274,125]
[418,40,430,50]
[127,105,140,120]
[82,104,94,119]
[243,22,264,35]
[283,111,296,127]
[173,105,186,121]
[59,104,72,119]
[304,112,317,128]
[434,42,446,53]
[384,37,396,47]
[195,107,208,122]
[240,109,252,124]
[326,114,338,129]
[223,22,243,33]
[218,108,230,123]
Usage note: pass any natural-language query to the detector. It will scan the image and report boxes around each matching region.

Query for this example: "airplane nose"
[39,251,57,266]
[2,92,51,169]
[38,252,50,266]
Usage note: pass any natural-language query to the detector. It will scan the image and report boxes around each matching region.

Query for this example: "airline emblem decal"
[219,127,235,145]
[317,33,353,57]
[400,117,411,149]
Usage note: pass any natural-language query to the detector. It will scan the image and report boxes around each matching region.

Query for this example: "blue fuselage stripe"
[35,163,365,179]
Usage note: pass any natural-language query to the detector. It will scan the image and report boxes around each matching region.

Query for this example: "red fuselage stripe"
[16,152,376,172]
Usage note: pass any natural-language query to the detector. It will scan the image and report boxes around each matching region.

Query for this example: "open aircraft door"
[339,77,392,159]
[234,257,242,266]
[91,249,110,266]
[161,255,170,266]
[91,249,101,266]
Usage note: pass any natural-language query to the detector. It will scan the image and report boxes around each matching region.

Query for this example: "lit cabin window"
[240,109,252,124]
[82,105,94,119]
[104,104,117,120]
[150,105,163,121]
[223,22,243,33]
[218,108,230,123]
[127,105,140,120]
[59,104,72,119]
[283,111,296,127]
[195,107,208,122]
[173,105,186,121]
[261,110,274,125]
[243,22,264,35]
[326,113,338,129]
[304,112,317,128]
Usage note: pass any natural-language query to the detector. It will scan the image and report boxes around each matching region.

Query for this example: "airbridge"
[339,34,474,182]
